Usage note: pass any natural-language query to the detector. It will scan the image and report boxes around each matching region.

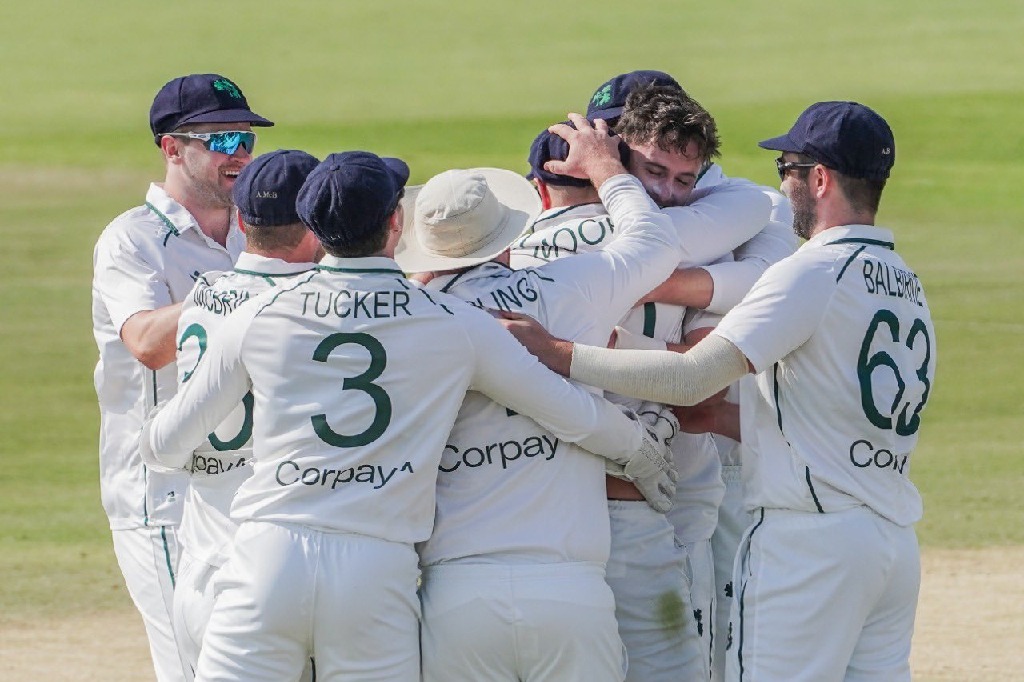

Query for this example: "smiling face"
[171,122,255,209]
[626,139,704,207]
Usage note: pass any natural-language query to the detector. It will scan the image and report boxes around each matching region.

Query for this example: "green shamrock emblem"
[591,84,612,107]
[212,79,242,99]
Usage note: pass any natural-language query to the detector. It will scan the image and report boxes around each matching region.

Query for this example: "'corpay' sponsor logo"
[440,434,559,473]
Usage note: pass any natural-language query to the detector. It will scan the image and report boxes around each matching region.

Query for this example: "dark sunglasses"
[775,157,817,180]
[167,130,257,155]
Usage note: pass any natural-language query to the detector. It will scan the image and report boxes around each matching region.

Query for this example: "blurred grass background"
[1,0,1021,619]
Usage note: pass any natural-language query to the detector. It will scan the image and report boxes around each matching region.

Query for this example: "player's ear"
[811,165,830,199]
[388,203,404,234]
[160,134,185,164]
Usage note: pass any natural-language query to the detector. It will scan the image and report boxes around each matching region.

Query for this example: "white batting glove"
[634,401,680,449]
[633,467,679,514]
[633,402,679,512]
[609,404,680,512]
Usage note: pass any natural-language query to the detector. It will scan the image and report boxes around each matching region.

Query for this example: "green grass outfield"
[1,0,1022,619]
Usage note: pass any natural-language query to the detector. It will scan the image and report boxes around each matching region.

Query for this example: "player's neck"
[187,204,233,246]
[814,201,876,236]
[162,179,233,247]
[546,186,600,210]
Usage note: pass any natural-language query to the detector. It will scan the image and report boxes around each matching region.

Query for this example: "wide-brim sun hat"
[395,168,541,273]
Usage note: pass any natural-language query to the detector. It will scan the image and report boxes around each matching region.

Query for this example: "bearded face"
[787,175,817,241]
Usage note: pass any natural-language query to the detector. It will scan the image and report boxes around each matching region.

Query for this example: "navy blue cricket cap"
[232,150,320,227]
[528,121,632,188]
[149,73,274,145]
[296,151,410,250]
[586,70,682,121]
[759,101,895,181]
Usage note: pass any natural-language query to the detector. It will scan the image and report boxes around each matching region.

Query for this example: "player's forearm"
[673,401,740,439]
[665,180,770,267]
[589,174,685,324]
[498,313,575,377]
[569,335,749,406]
[143,331,251,467]
[598,173,659,218]
[479,323,642,459]
[641,266,714,309]
[701,219,797,313]
[121,303,183,369]
[711,401,741,441]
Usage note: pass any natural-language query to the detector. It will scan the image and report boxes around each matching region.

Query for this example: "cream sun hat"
[394,168,541,273]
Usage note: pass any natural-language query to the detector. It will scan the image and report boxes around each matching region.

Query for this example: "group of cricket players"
[91,69,936,681]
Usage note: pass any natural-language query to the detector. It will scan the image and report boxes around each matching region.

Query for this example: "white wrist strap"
[613,325,668,352]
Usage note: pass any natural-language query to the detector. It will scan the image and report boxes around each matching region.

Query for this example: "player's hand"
[545,113,627,186]
[493,310,573,376]
[138,401,186,474]
[632,467,678,514]
[673,404,717,434]
[636,401,680,448]
[618,404,679,481]
[408,271,436,285]
[629,403,680,513]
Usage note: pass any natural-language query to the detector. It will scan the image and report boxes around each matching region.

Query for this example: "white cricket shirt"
[713,225,936,526]
[510,179,762,541]
[143,256,648,545]
[692,164,797,313]
[510,172,770,270]
[174,253,314,566]
[92,184,245,530]
[418,173,681,565]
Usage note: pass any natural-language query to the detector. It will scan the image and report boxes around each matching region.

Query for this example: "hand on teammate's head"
[543,113,627,185]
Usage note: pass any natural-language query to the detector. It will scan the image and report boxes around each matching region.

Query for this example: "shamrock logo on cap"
[591,84,612,107]
[212,78,242,99]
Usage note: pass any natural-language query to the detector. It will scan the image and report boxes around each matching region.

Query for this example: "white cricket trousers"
[420,562,626,682]
[711,465,754,682]
[680,537,716,679]
[111,525,184,682]
[172,551,213,681]
[606,501,706,682]
[174,551,316,682]
[726,506,920,682]
[195,521,420,682]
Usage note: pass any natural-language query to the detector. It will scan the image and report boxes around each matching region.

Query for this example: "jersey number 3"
[311,332,393,447]
[857,309,932,436]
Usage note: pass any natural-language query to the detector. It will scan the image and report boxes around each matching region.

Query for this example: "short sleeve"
[713,253,835,372]
[94,232,172,333]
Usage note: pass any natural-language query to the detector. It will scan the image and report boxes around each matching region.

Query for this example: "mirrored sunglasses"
[167,130,257,155]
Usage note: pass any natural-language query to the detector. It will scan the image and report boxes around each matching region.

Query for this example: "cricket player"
[398,125,734,679]
[578,71,796,316]
[512,82,783,679]
[140,150,677,682]
[589,73,797,680]
[156,150,320,680]
[503,101,936,682]
[91,73,271,682]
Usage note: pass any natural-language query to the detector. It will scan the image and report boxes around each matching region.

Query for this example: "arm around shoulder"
[121,303,183,369]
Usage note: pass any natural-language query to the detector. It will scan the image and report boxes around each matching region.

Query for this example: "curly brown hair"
[616,84,721,162]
